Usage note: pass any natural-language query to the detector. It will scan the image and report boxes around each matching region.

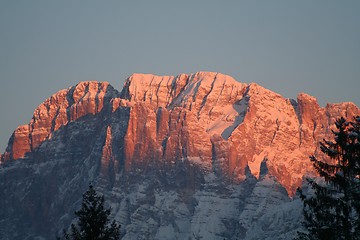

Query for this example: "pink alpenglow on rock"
[2,72,359,196]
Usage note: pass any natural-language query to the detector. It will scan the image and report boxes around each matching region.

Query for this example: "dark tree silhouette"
[58,185,120,240]
[296,116,360,240]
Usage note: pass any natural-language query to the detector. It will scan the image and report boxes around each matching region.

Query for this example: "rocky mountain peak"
[1,72,359,239]
[120,72,247,109]
[2,81,119,160]
[1,72,359,196]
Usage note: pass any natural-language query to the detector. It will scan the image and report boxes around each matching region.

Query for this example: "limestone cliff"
[2,72,359,196]
[1,72,359,240]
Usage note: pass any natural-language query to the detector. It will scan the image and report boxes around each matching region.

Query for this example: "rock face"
[3,81,118,160]
[0,72,359,239]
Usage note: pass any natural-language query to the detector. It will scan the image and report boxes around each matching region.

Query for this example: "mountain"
[0,72,359,239]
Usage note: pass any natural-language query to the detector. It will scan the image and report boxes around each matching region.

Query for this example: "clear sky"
[0,1,359,152]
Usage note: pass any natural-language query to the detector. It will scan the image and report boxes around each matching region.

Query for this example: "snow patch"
[207,97,248,139]
[249,150,268,179]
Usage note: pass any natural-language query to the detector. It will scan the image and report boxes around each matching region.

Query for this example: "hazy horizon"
[1,1,359,152]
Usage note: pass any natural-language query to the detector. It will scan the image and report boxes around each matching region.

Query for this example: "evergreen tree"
[296,116,360,240]
[58,185,120,240]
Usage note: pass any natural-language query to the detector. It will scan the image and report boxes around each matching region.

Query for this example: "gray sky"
[0,1,359,152]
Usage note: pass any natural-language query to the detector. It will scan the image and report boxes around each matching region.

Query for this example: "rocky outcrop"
[2,81,119,161]
[117,72,359,195]
[3,72,359,194]
[0,72,359,239]
[2,72,359,195]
